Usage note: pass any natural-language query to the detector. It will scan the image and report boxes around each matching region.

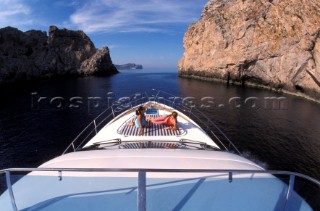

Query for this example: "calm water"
[1,69,320,180]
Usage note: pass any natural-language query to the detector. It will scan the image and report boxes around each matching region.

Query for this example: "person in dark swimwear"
[148,111,178,130]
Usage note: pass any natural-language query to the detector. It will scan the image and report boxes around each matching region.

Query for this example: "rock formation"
[178,0,320,100]
[81,47,118,75]
[0,26,118,84]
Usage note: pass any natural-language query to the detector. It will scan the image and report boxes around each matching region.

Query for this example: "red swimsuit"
[167,117,175,126]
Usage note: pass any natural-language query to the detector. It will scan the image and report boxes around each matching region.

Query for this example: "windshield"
[80,139,220,151]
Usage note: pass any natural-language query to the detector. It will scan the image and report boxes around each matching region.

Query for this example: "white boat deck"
[39,149,264,173]
[84,102,220,149]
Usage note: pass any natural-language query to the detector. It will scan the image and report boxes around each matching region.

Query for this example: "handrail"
[150,89,241,154]
[5,171,17,211]
[1,168,319,211]
[62,92,149,154]
[0,168,319,186]
[62,89,241,155]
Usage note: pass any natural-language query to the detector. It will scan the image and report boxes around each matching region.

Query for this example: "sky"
[0,0,209,69]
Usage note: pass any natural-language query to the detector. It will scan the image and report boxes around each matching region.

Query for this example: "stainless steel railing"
[150,89,241,154]
[62,89,241,155]
[1,168,319,211]
[62,91,150,154]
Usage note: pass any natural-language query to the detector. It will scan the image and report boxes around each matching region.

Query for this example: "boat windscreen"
[80,140,220,151]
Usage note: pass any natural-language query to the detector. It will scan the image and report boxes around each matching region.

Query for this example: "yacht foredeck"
[84,101,220,149]
[118,114,185,136]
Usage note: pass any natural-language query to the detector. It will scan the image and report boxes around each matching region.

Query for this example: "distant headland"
[115,63,143,70]
[0,26,118,84]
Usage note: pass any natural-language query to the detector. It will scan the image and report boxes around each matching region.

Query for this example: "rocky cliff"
[178,0,320,100]
[0,26,118,83]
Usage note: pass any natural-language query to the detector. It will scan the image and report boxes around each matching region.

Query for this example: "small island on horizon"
[115,63,143,70]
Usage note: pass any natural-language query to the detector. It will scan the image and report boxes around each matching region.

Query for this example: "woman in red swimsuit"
[148,111,178,130]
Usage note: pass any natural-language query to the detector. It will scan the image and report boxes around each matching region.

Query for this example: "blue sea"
[1,68,320,180]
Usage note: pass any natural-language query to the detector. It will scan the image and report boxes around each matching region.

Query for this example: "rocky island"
[115,63,143,70]
[178,0,320,101]
[0,26,118,84]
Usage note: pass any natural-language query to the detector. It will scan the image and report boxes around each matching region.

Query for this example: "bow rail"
[62,89,241,155]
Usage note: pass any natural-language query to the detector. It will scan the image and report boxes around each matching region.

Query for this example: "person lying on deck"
[147,111,178,130]
[128,106,147,135]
